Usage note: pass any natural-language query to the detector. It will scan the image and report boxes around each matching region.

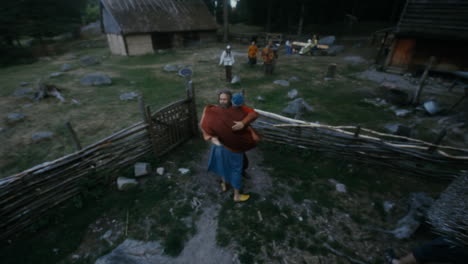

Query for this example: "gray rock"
[0,127,5,133]
[273,80,290,87]
[178,168,190,175]
[380,82,398,90]
[283,98,314,116]
[287,89,298,99]
[361,98,388,107]
[163,64,178,72]
[117,177,138,191]
[318,35,336,45]
[178,68,193,78]
[134,162,151,177]
[20,82,29,86]
[384,123,412,137]
[343,56,367,64]
[256,96,265,102]
[61,63,73,72]
[49,72,64,78]
[7,113,25,122]
[95,239,170,264]
[156,167,165,176]
[289,76,300,82]
[329,179,347,193]
[71,99,81,105]
[80,74,112,86]
[120,92,139,101]
[231,75,241,84]
[391,193,434,239]
[394,109,411,117]
[423,100,441,115]
[12,87,35,98]
[357,69,416,90]
[31,131,54,142]
[327,45,345,56]
[384,201,395,213]
[80,56,100,66]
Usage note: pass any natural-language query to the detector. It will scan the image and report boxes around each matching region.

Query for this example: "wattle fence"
[0,80,198,241]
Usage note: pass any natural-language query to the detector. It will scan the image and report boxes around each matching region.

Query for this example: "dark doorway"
[152,32,172,50]
[183,32,200,47]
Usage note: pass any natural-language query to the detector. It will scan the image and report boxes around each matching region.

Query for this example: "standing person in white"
[219,45,235,82]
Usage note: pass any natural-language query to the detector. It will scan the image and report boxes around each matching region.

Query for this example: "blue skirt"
[208,145,244,190]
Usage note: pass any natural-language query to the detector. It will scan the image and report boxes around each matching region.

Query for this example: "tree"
[223,0,229,42]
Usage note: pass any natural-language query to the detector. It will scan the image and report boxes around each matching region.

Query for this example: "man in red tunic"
[200,90,259,202]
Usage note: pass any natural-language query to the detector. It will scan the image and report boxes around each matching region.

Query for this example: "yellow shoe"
[220,182,227,192]
[234,194,250,202]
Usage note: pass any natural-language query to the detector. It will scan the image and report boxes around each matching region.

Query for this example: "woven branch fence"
[0,80,198,241]
[252,109,468,180]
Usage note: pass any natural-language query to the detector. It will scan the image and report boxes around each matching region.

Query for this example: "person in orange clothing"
[247,41,258,66]
[261,44,275,75]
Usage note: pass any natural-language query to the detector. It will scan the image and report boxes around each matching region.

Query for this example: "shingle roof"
[101,0,218,34]
[396,0,468,39]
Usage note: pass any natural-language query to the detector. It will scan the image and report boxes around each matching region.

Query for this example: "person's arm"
[219,51,224,66]
[232,106,259,131]
[200,107,222,145]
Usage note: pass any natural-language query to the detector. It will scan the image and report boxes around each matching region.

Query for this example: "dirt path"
[94,147,272,264]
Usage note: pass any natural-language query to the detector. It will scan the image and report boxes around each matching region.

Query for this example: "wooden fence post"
[139,96,159,157]
[413,56,436,105]
[186,78,199,137]
[65,121,82,151]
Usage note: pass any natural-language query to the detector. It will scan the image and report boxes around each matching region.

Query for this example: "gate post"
[185,77,199,137]
[139,96,159,157]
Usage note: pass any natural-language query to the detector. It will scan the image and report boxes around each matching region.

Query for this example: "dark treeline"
[204,0,405,33]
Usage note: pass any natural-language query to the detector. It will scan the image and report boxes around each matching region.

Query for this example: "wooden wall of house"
[388,37,468,72]
[199,31,217,43]
[126,34,154,55]
[106,34,127,56]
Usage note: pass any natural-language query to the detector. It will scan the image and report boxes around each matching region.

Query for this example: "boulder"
[134,162,151,177]
[283,98,314,116]
[95,239,170,264]
[231,75,241,84]
[329,179,347,193]
[289,76,300,82]
[256,96,265,102]
[318,35,336,45]
[61,63,73,72]
[31,131,54,142]
[163,64,178,72]
[287,89,298,99]
[178,168,190,175]
[391,193,434,239]
[6,113,25,122]
[156,167,165,176]
[80,74,112,86]
[383,201,395,213]
[423,100,442,115]
[120,92,139,101]
[117,177,138,191]
[361,98,388,107]
[12,87,35,99]
[80,56,100,66]
[49,72,64,78]
[273,80,290,87]
[393,109,411,117]
[384,123,412,137]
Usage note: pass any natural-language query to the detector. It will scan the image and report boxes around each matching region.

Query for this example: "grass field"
[0,37,453,264]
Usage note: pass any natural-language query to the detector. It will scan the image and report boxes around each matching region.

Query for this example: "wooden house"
[100,0,218,56]
[385,0,468,73]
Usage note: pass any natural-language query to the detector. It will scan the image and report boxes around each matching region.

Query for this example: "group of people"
[219,41,277,82]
